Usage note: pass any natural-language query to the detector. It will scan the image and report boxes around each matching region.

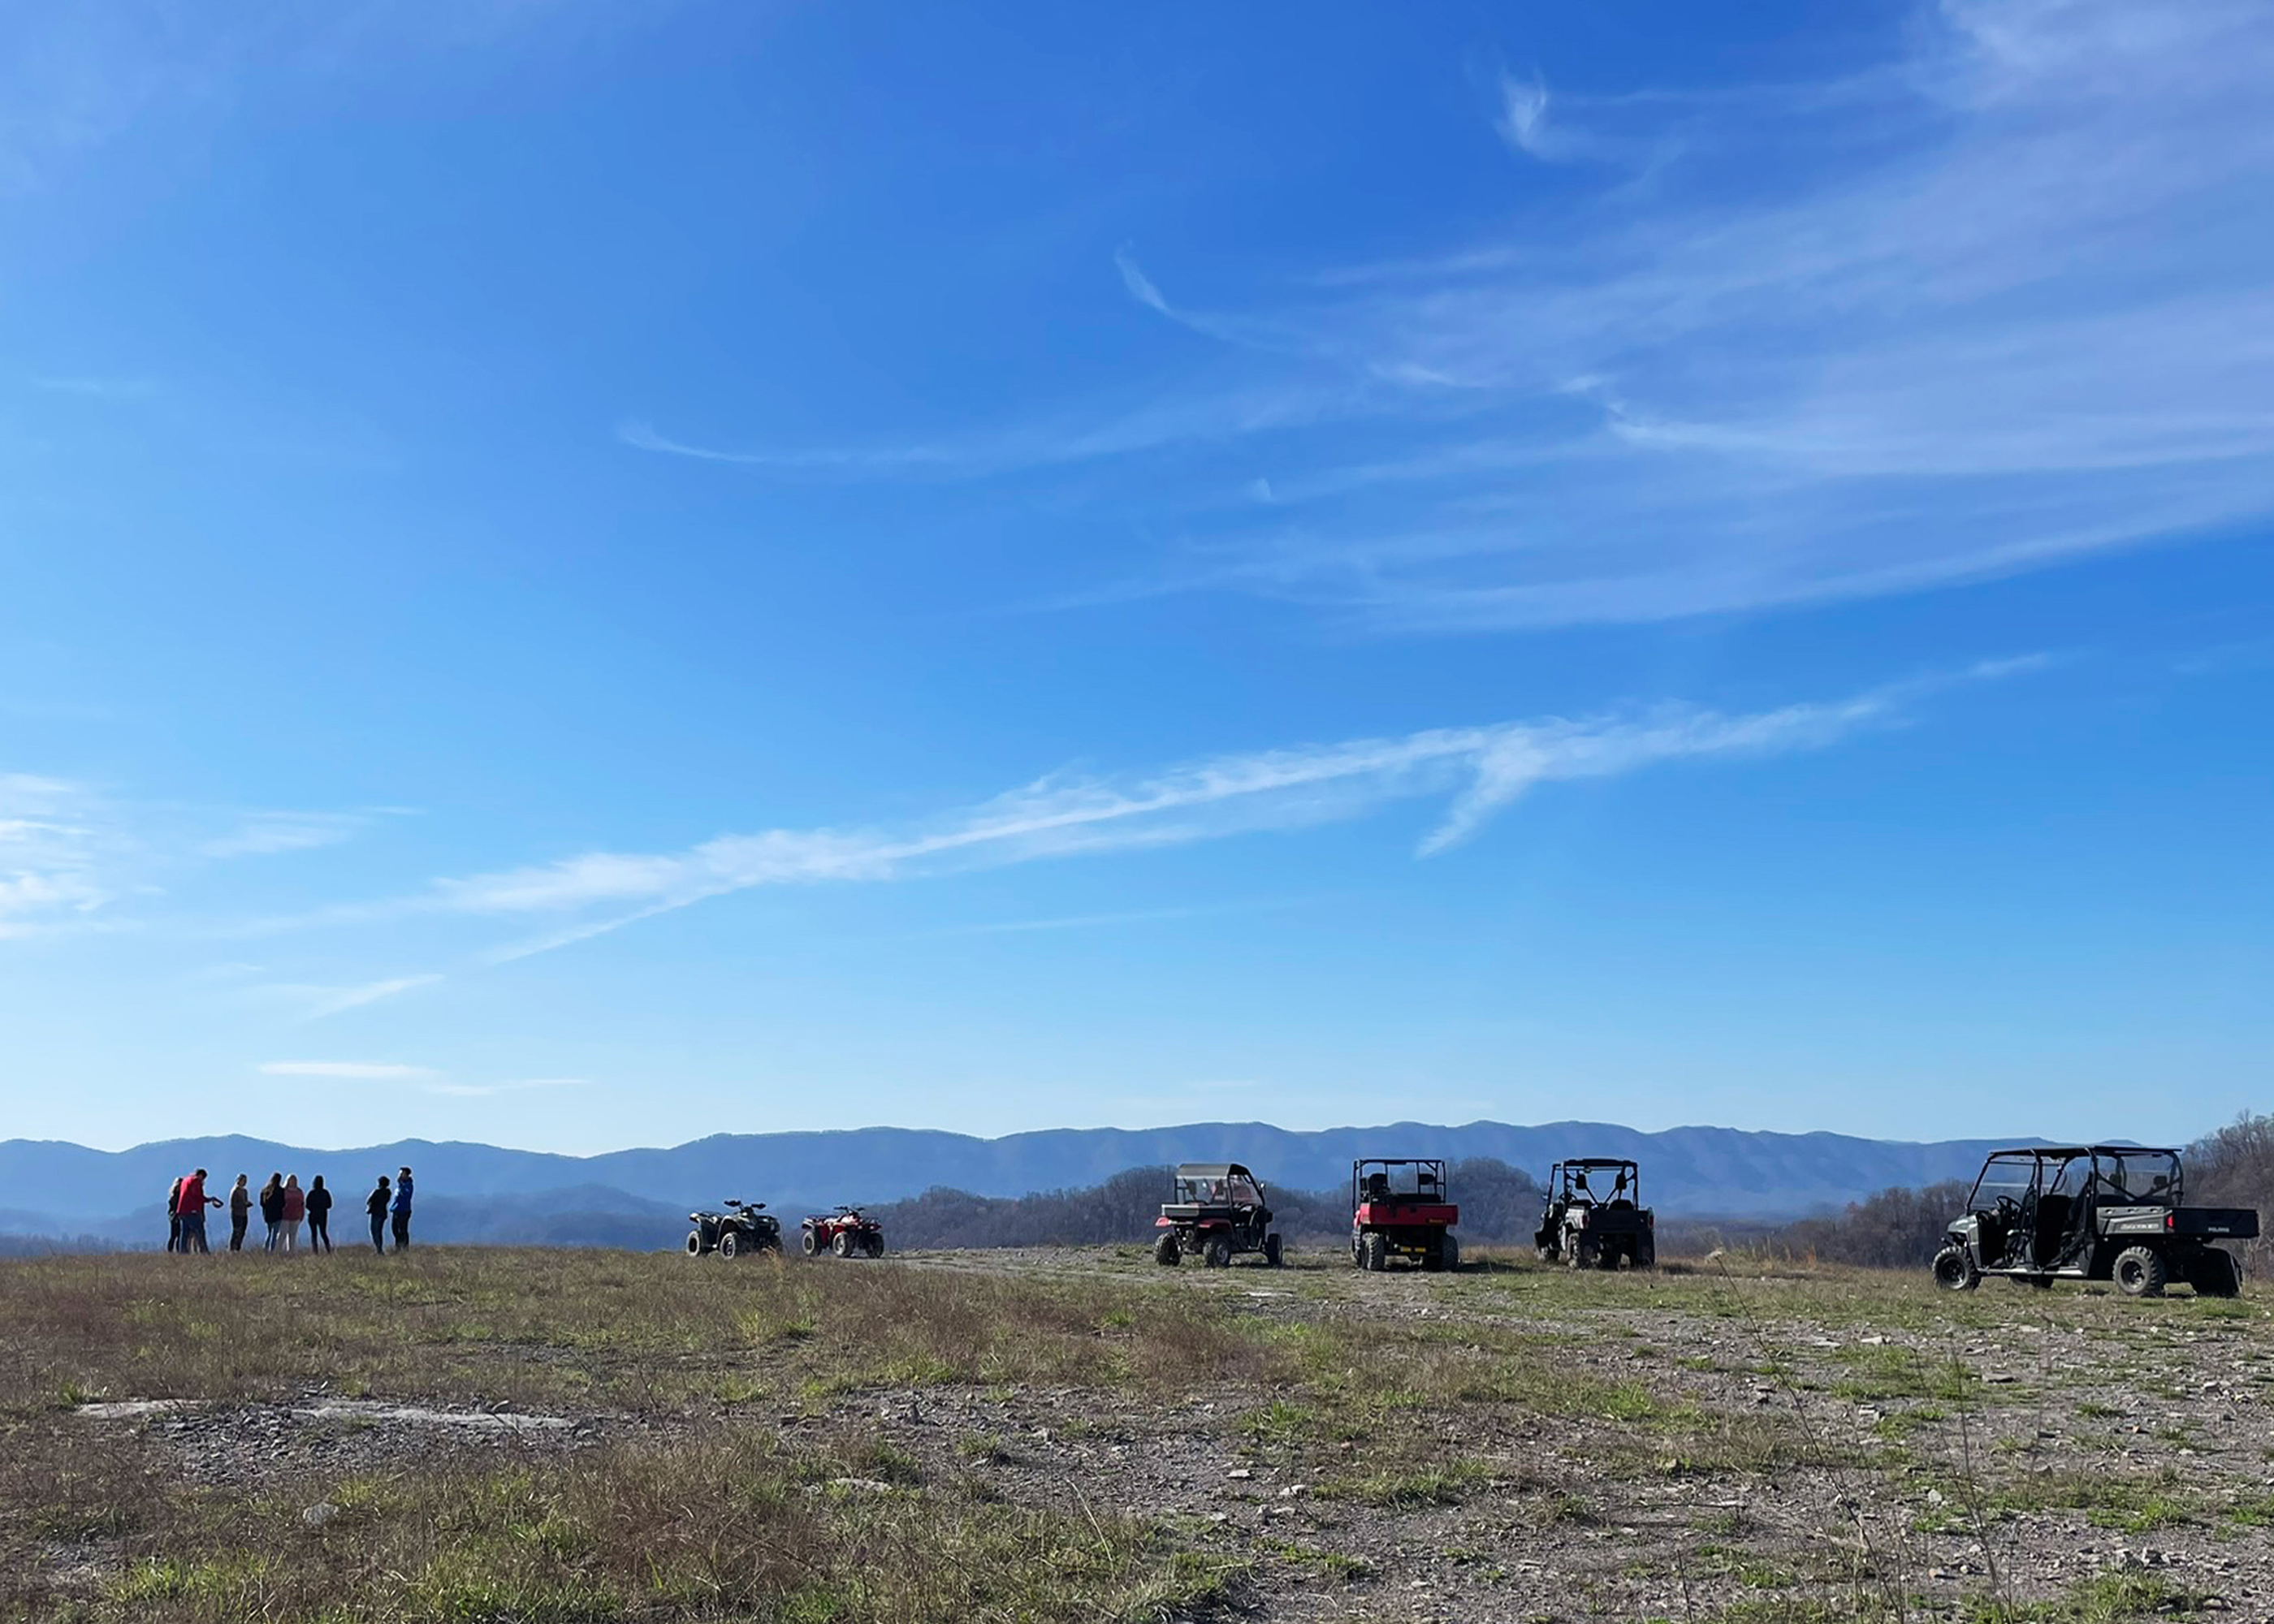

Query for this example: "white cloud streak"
[398,659,2038,959]
[257,1060,439,1080]
[0,775,115,938]
[201,810,371,858]
[281,974,443,1021]
[623,1,2274,633]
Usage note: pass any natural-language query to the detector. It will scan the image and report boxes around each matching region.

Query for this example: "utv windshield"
[1175,1173,1261,1205]
[1969,1154,2039,1208]
[2097,1151,2180,1206]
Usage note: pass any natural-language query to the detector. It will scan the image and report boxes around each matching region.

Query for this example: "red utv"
[802,1205,884,1259]
[1351,1157,1460,1272]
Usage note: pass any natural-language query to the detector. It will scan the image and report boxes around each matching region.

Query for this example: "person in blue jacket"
[391,1165,414,1252]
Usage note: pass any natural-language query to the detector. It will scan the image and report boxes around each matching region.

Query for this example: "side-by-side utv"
[1534,1158,1656,1270]
[1933,1147,2255,1297]
[1153,1163,1284,1268]
[1350,1157,1460,1272]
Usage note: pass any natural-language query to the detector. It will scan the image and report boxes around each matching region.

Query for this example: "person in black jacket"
[305,1176,334,1253]
[366,1177,391,1254]
[258,1173,285,1251]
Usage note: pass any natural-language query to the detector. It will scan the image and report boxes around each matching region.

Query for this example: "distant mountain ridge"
[0,1119,2037,1243]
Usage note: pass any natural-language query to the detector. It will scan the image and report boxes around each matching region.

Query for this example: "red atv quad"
[1351,1157,1460,1272]
[802,1205,885,1259]
[1153,1163,1283,1268]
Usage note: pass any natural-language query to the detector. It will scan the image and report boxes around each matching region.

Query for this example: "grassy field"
[2,1243,2266,1622]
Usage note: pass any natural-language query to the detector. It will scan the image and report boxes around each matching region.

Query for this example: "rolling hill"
[0,1117,2035,1247]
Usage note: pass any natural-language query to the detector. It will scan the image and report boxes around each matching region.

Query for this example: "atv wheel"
[1154,1232,1181,1267]
[685,1232,704,1257]
[719,1229,744,1259]
[1931,1245,1980,1292]
[866,1234,884,1259]
[1441,1233,1460,1272]
[1360,1231,1389,1272]
[2190,1249,2242,1298]
[2113,1245,2168,1298]
[801,1227,822,1256]
[1571,1240,1600,1271]
[1264,1233,1284,1268]
[1535,1244,1557,1263]
[1204,1235,1233,1269]
[832,1231,854,1259]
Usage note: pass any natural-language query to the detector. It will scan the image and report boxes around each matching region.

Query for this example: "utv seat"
[1365,1174,1391,1203]
[2033,1194,2074,1264]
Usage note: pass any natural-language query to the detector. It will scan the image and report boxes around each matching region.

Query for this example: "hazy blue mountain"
[0,1118,2039,1241]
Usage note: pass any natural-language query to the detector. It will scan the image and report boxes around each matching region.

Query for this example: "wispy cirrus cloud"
[201,810,374,859]
[258,974,443,1021]
[390,657,2040,960]
[625,1,2274,634]
[0,776,399,942]
[0,774,118,938]
[254,1062,581,1096]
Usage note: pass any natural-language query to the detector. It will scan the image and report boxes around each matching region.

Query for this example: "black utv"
[1153,1163,1284,1268]
[1934,1147,2256,1298]
[1534,1158,1656,1270]
[686,1199,782,1259]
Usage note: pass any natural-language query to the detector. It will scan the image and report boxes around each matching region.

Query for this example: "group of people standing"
[165,1166,414,1255]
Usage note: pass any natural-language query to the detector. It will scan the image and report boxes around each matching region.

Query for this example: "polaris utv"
[1534,1158,1655,1270]
[685,1199,781,1259]
[1153,1163,1283,1268]
[1934,1146,2256,1298]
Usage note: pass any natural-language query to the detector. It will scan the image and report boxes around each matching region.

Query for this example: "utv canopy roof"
[1985,1146,2179,1159]
[1562,1158,1641,1169]
[1175,1163,1252,1179]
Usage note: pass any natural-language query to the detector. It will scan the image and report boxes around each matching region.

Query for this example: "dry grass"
[0,1247,1281,1418]
[0,1250,1269,1623]
[4,1244,2267,1622]
[2,1422,1239,1623]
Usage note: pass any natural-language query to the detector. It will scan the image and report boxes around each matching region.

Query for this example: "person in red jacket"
[281,1175,306,1253]
[175,1169,219,1254]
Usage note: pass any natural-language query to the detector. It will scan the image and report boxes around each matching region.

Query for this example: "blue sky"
[2,0,2268,1156]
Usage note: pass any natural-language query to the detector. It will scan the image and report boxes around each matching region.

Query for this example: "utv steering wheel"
[1994,1194,2022,1224]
